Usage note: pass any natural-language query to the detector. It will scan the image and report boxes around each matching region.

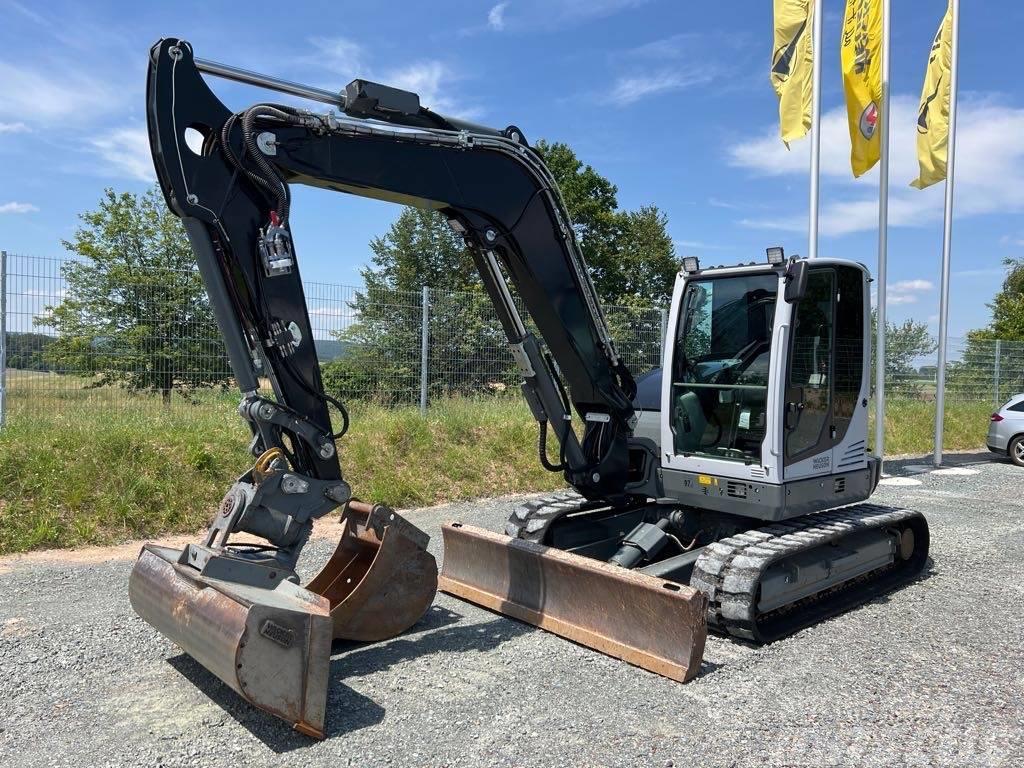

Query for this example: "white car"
[988,393,1024,467]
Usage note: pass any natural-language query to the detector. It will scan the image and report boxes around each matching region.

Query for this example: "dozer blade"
[306,500,438,642]
[438,522,708,682]
[129,544,332,738]
[129,501,437,739]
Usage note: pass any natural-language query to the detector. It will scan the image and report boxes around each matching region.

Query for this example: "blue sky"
[1,0,1021,339]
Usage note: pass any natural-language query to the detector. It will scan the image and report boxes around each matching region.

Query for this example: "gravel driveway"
[2,451,1022,767]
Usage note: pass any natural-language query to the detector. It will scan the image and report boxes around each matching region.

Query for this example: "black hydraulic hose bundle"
[219,104,296,224]
[215,104,351,440]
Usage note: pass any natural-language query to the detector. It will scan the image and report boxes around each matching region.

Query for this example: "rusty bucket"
[129,544,333,738]
[129,500,437,739]
[306,500,438,642]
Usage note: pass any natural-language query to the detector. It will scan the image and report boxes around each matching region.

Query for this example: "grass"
[0,376,997,554]
[869,399,995,456]
[0,391,562,554]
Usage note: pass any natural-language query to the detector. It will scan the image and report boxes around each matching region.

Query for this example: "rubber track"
[690,503,928,643]
[505,490,588,541]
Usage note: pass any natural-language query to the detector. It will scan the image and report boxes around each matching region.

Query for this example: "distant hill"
[5,331,351,368]
[4,332,56,371]
[314,338,353,361]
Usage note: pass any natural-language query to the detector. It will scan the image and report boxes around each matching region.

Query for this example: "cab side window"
[786,270,834,459]
[833,266,864,441]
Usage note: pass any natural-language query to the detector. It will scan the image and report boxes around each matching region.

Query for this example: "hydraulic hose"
[538,419,567,473]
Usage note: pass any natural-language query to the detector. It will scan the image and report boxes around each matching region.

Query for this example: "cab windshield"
[671,273,778,463]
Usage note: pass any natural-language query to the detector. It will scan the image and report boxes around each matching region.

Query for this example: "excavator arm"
[129,39,702,740]
[147,39,655,516]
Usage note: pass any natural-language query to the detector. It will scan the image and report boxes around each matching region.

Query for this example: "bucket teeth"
[438,522,707,682]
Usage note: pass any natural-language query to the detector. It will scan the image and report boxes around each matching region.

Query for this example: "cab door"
[783,268,836,479]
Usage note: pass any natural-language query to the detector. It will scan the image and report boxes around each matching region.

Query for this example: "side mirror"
[785,259,808,303]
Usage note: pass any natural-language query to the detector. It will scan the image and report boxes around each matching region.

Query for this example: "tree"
[321,208,505,402]
[533,140,621,299]
[41,187,230,404]
[947,258,1024,400]
[979,257,1024,341]
[533,141,677,305]
[870,312,937,377]
[322,142,678,401]
[4,332,56,372]
[614,205,678,304]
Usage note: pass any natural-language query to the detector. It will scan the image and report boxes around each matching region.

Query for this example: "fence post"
[660,307,668,362]
[420,286,429,415]
[0,251,6,430]
[994,339,1001,406]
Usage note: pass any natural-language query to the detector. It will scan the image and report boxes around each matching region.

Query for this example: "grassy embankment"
[0,375,996,554]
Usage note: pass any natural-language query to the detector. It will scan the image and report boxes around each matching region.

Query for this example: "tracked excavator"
[131,39,930,739]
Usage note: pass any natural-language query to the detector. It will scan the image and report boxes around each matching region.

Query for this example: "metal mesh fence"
[0,253,667,422]
[1,251,1021,427]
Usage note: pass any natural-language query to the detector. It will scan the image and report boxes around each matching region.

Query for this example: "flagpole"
[807,0,823,259]
[933,0,961,467]
[874,0,891,466]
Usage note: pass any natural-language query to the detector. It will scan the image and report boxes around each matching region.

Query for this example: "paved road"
[2,452,1022,767]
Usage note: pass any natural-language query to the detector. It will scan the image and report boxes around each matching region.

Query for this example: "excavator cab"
[660,254,878,512]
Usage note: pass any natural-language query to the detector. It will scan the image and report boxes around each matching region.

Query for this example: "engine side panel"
[660,460,879,521]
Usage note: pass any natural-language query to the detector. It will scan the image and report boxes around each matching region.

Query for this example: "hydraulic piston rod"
[196,57,346,108]
[194,55,503,136]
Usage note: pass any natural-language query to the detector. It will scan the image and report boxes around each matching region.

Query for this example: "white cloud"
[307,37,366,76]
[606,32,726,106]
[615,33,703,62]
[891,279,934,292]
[611,67,716,106]
[1000,234,1024,247]
[303,40,477,118]
[544,0,648,24]
[954,268,1004,277]
[708,197,740,210]
[308,306,351,318]
[488,2,509,30]
[887,293,919,305]
[0,201,39,214]
[729,96,1024,236]
[384,61,479,118]
[0,59,112,125]
[674,239,730,251]
[884,278,934,306]
[90,127,155,182]
[463,0,645,34]
[0,121,29,134]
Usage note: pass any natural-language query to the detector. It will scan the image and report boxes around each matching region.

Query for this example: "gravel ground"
[1,451,1022,767]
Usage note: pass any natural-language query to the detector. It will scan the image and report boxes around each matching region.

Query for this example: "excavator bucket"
[129,544,333,738]
[306,500,438,642]
[438,522,707,682]
[129,501,437,738]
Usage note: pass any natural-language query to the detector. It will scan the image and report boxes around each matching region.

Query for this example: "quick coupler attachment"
[438,522,707,682]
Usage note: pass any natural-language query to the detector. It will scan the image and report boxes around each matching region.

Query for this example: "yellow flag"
[771,0,814,144]
[911,2,954,189]
[841,0,883,177]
